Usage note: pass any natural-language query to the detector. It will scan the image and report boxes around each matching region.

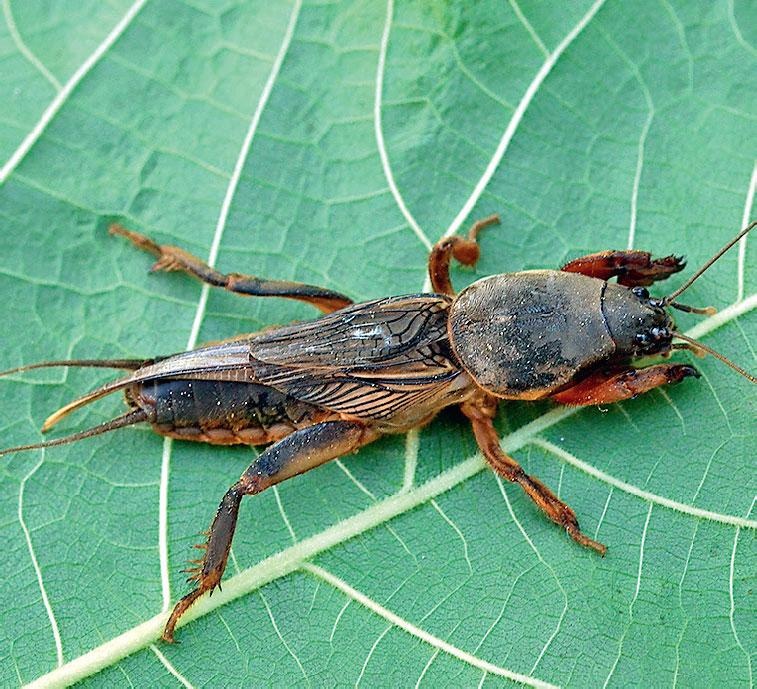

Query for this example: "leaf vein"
[374,0,433,252]
[335,459,377,501]
[2,0,62,90]
[495,478,568,675]
[533,439,756,529]
[596,28,655,250]
[18,451,64,669]
[356,623,392,688]
[149,645,195,689]
[727,0,757,57]
[431,498,473,574]
[0,0,148,184]
[414,648,441,689]
[440,0,607,243]
[672,524,698,688]
[659,0,694,91]
[259,590,309,685]
[508,0,549,57]
[729,498,755,687]
[273,485,297,543]
[737,161,756,302]
[402,428,419,492]
[303,563,558,689]
[602,503,653,689]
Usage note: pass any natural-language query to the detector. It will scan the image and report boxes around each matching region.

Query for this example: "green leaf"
[1,0,755,686]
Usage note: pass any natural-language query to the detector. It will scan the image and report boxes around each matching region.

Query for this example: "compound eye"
[651,326,670,341]
[632,286,649,300]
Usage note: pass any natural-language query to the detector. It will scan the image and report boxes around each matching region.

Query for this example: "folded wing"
[43,294,462,429]
[247,294,462,419]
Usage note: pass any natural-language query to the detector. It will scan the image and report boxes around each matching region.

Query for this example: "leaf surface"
[0,0,755,687]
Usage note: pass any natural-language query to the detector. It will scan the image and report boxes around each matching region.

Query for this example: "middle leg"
[461,394,606,554]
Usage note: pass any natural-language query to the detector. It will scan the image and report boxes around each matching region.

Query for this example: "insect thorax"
[448,271,615,399]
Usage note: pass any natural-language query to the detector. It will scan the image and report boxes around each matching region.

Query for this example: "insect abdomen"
[131,379,334,445]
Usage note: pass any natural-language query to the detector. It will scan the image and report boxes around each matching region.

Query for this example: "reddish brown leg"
[428,214,500,295]
[461,395,606,555]
[550,363,699,406]
[110,224,353,313]
[561,250,685,286]
[162,420,379,642]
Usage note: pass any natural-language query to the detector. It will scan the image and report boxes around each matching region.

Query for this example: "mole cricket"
[1,216,754,642]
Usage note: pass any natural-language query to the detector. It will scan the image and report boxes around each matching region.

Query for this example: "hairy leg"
[163,420,379,641]
[550,364,699,406]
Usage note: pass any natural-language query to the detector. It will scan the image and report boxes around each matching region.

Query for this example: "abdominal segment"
[131,379,337,445]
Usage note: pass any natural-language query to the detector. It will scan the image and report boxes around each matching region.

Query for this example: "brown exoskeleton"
[1,217,754,642]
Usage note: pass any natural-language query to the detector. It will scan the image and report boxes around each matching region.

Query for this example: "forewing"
[250,295,451,369]
[246,295,462,419]
[52,296,462,424]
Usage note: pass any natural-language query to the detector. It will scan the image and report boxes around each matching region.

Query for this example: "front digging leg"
[163,420,379,642]
[549,364,699,406]
[427,214,500,295]
[561,249,685,287]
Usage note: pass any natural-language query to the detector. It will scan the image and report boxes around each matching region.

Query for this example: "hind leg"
[163,420,379,642]
[111,224,353,313]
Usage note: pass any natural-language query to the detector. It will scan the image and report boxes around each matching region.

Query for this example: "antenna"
[664,220,756,305]
[672,333,756,383]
